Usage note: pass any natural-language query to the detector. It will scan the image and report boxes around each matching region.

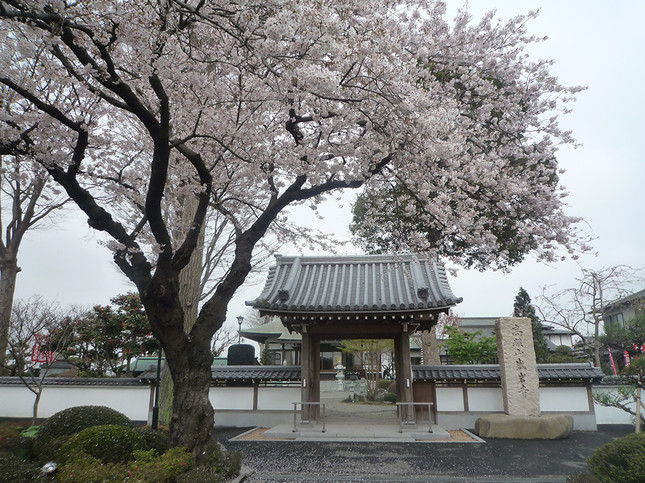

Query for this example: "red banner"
[31,335,55,363]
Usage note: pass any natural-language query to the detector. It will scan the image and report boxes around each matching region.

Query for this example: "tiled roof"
[138,365,302,382]
[0,377,146,386]
[412,364,605,382]
[247,254,462,314]
[240,317,302,343]
[603,288,645,312]
[210,365,301,381]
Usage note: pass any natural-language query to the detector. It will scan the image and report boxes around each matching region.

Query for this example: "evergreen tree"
[513,287,550,363]
[261,342,273,365]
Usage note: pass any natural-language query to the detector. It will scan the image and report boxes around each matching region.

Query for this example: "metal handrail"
[292,402,326,433]
[396,402,434,433]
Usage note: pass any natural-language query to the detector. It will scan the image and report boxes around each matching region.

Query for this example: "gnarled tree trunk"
[0,257,20,371]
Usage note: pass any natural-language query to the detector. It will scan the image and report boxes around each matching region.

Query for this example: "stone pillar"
[394,332,413,420]
[495,317,540,417]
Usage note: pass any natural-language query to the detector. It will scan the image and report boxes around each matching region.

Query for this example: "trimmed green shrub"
[34,405,132,462]
[129,446,195,481]
[56,453,127,483]
[384,392,397,403]
[0,435,34,460]
[58,424,145,464]
[0,452,40,482]
[57,447,195,483]
[587,432,645,482]
[137,426,170,454]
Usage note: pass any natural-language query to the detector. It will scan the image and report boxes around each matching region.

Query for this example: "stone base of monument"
[474,413,573,440]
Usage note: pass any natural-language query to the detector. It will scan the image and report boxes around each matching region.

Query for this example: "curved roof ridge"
[247,253,462,315]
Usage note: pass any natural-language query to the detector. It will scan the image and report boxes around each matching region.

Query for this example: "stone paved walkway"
[320,390,398,424]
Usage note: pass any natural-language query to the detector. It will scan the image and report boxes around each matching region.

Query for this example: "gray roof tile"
[0,377,146,386]
[247,254,462,314]
[210,365,301,381]
[412,363,605,382]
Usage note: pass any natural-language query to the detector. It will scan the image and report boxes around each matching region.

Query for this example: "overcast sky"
[12,1,645,331]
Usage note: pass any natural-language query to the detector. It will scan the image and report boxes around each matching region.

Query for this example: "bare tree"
[0,153,67,369]
[3,296,71,425]
[211,327,237,357]
[537,266,642,368]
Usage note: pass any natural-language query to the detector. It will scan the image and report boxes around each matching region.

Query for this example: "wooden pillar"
[394,331,413,420]
[301,331,320,420]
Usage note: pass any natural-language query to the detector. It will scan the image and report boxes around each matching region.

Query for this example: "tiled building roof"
[139,365,301,382]
[0,377,146,386]
[412,364,605,382]
[4,363,603,386]
[247,254,462,314]
[210,365,301,382]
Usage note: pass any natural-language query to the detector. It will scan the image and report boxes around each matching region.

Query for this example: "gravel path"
[215,425,632,482]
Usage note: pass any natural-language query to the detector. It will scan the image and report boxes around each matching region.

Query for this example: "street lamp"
[237,315,244,344]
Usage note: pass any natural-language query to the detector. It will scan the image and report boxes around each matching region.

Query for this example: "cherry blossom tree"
[0,0,587,456]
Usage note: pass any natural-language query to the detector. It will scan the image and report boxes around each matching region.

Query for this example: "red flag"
[608,349,617,375]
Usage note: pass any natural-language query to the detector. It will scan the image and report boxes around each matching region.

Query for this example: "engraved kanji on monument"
[495,317,540,417]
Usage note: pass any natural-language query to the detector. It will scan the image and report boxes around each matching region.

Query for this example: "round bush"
[0,452,40,482]
[384,392,397,403]
[587,431,645,482]
[136,426,170,454]
[0,435,34,461]
[59,424,145,464]
[34,405,132,462]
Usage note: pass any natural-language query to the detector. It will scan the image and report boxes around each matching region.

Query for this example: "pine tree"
[513,287,550,363]
[261,342,273,365]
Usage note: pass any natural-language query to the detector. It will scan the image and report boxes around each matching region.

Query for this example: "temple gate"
[247,254,462,419]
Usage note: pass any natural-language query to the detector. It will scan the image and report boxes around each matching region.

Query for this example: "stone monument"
[497,317,540,417]
[474,317,573,439]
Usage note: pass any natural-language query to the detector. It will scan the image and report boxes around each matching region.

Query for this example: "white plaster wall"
[435,387,464,411]
[0,385,150,420]
[257,386,300,410]
[539,386,590,412]
[593,385,636,425]
[467,387,504,411]
[208,386,254,410]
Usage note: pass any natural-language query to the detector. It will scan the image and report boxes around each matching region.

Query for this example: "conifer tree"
[514,287,550,363]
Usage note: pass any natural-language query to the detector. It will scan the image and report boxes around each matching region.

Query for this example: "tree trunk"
[421,327,441,365]
[158,366,174,426]
[0,258,20,371]
[159,194,205,426]
[169,355,214,459]
[142,272,216,459]
[32,387,42,426]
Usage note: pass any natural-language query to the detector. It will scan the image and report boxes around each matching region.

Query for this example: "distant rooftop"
[603,288,645,312]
